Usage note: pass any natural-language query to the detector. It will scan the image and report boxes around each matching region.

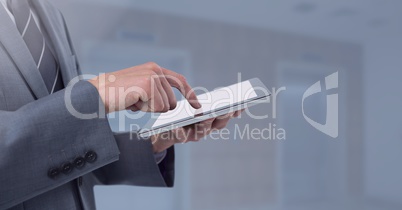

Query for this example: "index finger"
[162,68,202,109]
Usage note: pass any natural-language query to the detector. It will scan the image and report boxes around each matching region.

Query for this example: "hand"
[88,62,201,113]
[151,109,244,153]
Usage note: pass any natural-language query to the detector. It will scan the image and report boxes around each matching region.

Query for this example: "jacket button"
[74,157,86,169]
[48,167,60,179]
[85,151,97,163]
[61,162,73,174]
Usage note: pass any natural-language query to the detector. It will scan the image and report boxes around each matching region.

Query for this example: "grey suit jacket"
[0,1,174,209]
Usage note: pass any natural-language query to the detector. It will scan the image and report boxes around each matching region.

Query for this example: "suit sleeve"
[0,81,120,209]
[60,13,175,189]
[94,133,175,187]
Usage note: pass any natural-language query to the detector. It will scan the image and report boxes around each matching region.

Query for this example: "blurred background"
[52,0,402,209]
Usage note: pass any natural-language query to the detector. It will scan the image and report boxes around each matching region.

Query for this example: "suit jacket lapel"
[32,0,78,87]
[0,5,49,99]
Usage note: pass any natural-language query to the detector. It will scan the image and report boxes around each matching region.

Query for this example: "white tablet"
[138,78,270,138]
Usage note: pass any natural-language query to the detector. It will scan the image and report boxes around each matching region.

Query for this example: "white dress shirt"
[0,1,167,164]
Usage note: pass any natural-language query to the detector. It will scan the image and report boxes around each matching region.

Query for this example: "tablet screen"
[150,80,258,129]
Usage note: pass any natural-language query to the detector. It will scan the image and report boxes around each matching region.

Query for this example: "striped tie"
[8,0,63,93]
